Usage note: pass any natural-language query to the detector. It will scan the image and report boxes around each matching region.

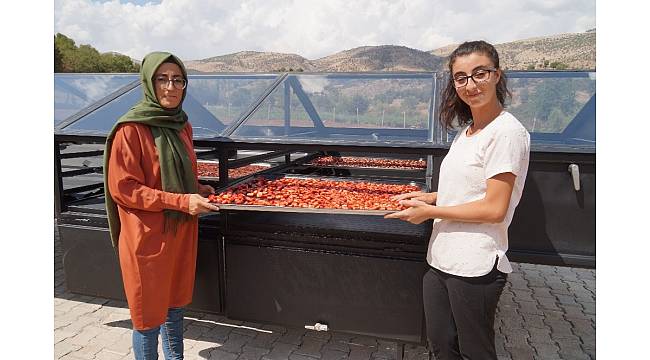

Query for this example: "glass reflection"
[58,75,278,138]
[443,73,595,148]
[54,72,595,149]
[233,74,434,143]
[186,77,276,126]
[54,74,138,125]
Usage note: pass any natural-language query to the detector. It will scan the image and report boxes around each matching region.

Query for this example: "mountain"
[185,46,442,73]
[429,44,459,58]
[313,45,443,72]
[429,31,596,70]
[184,51,317,72]
[184,30,595,73]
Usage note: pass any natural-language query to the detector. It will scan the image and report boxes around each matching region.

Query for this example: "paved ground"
[54,226,595,360]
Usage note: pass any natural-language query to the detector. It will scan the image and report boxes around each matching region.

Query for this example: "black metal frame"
[55,135,107,218]
[55,69,597,227]
[54,69,597,235]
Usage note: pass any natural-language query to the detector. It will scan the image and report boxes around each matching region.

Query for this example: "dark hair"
[438,40,511,130]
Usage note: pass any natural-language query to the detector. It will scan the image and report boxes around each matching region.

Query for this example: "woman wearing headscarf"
[103,51,219,360]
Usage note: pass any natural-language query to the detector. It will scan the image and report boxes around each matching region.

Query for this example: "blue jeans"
[132,307,184,360]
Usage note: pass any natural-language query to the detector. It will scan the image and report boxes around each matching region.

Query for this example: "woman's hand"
[392,191,437,205]
[188,193,219,215]
[384,199,434,224]
[198,183,215,197]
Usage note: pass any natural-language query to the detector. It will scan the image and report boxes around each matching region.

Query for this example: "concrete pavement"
[54,226,595,360]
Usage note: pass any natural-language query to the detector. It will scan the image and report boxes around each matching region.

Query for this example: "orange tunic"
[107,122,198,330]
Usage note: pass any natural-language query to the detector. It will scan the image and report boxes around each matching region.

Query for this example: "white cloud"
[54,0,595,61]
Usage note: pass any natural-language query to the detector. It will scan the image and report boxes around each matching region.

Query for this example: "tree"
[550,62,568,70]
[346,94,369,115]
[312,93,334,109]
[528,80,577,132]
[55,33,76,52]
[274,67,303,72]
[100,53,139,72]
[55,33,77,72]
[73,45,103,73]
[54,33,138,73]
[402,95,419,114]
[54,39,63,72]
[545,107,568,132]
[230,87,252,107]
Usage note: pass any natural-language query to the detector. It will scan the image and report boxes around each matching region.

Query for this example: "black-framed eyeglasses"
[452,68,497,88]
[154,76,187,90]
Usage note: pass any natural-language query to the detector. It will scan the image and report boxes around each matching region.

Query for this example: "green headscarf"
[103,51,198,249]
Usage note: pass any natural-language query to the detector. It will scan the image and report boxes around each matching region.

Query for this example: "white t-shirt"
[427,111,530,277]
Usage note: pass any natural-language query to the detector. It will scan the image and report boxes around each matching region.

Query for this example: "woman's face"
[451,52,501,109]
[153,62,185,109]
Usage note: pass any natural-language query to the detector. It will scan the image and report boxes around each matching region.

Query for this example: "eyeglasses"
[452,68,497,88]
[154,76,187,90]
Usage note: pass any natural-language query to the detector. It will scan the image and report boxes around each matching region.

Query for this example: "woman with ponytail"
[387,41,530,359]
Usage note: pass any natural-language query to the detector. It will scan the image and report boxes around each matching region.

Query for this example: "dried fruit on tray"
[208,177,420,211]
[197,163,268,179]
[308,156,426,169]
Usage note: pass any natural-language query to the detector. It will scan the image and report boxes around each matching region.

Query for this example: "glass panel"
[185,76,277,130]
[54,74,138,125]
[62,86,142,134]
[507,76,596,143]
[443,72,596,148]
[232,74,434,143]
[59,75,278,137]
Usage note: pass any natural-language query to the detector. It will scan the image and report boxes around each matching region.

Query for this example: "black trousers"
[422,261,507,360]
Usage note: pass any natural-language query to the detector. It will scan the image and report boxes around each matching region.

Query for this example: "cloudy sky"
[54,0,595,61]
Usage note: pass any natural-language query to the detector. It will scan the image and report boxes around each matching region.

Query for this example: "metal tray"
[215,204,397,216]
[301,164,426,171]
[212,174,424,216]
[197,160,272,181]
[302,158,427,172]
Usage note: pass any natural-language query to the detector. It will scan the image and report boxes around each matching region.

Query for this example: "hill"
[429,31,596,70]
[313,45,444,72]
[184,51,317,72]
[56,30,595,73]
[186,31,595,73]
